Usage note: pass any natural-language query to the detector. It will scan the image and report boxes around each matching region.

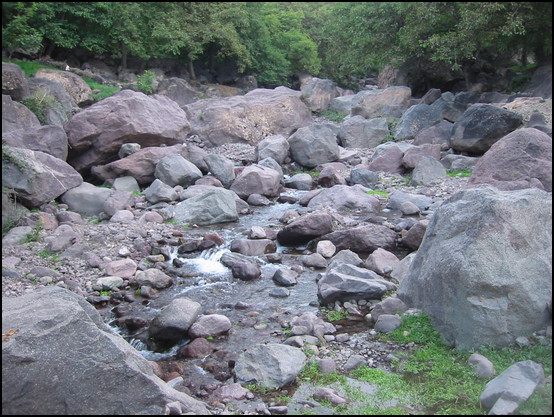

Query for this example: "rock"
[189,314,232,338]
[467,128,552,192]
[480,360,544,414]
[65,90,190,174]
[145,179,179,204]
[397,185,552,349]
[321,224,398,253]
[105,258,137,279]
[166,187,238,226]
[277,211,334,246]
[272,268,299,286]
[300,77,340,112]
[288,124,340,169]
[156,77,199,107]
[255,134,290,165]
[374,314,403,333]
[91,144,189,186]
[449,103,524,155]
[313,387,349,405]
[318,262,396,304]
[234,343,307,389]
[154,154,202,187]
[204,154,236,188]
[178,337,215,359]
[351,86,411,119]
[1,287,209,415]
[370,297,408,322]
[135,268,173,289]
[307,184,380,215]
[394,103,443,140]
[2,62,30,100]
[338,116,389,149]
[316,240,336,258]
[231,260,262,281]
[3,145,83,209]
[184,86,312,147]
[230,164,281,199]
[148,297,202,344]
[35,68,93,107]
[2,95,38,137]
[285,173,313,190]
[60,182,111,216]
[468,353,496,379]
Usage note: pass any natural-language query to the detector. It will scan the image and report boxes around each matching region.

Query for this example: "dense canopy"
[2,2,551,88]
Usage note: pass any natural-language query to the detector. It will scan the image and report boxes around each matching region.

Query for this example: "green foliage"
[21,89,59,124]
[325,309,349,322]
[299,360,346,386]
[81,76,120,101]
[366,190,388,196]
[318,109,348,122]
[136,70,155,94]
[447,170,472,178]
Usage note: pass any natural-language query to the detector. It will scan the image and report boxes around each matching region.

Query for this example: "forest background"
[2,2,552,93]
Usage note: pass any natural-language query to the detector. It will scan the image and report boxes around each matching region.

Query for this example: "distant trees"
[2,2,551,88]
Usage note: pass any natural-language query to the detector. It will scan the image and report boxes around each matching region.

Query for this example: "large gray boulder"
[351,86,411,119]
[2,145,83,208]
[255,134,290,165]
[60,182,112,217]
[166,187,238,226]
[148,297,202,344]
[338,116,389,149]
[156,77,199,107]
[467,128,552,192]
[91,144,188,186]
[2,94,40,133]
[393,103,442,140]
[277,211,334,246]
[230,164,281,199]
[154,154,202,187]
[448,103,524,155]
[2,62,30,101]
[1,287,209,415]
[317,262,397,305]
[307,184,380,215]
[397,185,552,349]
[34,68,93,107]
[65,90,190,174]
[184,86,312,147]
[300,77,340,112]
[2,125,69,161]
[321,224,398,254]
[234,343,307,389]
[288,124,340,168]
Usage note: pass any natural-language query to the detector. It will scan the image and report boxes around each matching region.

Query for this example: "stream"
[99,188,410,390]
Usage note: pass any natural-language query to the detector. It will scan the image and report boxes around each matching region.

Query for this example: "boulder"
[288,124,340,168]
[28,77,78,125]
[1,287,209,415]
[317,262,397,304]
[3,145,83,208]
[154,154,202,187]
[300,77,340,112]
[467,128,552,192]
[351,86,412,119]
[203,154,236,188]
[189,314,232,338]
[448,103,524,155]
[307,184,380,215]
[255,134,290,165]
[156,77,199,107]
[2,94,40,133]
[277,211,334,246]
[2,62,30,100]
[184,86,312,147]
[91,144,188,186]
[394,103,443,140]
[230,164,281,199]
[338,116,389,149]
[321,224,398,254]
[397,185,552,349]
[410,155,448,186]
[166,187,238,226]
[148,297,202,344]
[34,68,93,107]
[2,125,69,161]
[65,90,190,174]
[60,182,112,216]
[234,343,307,389]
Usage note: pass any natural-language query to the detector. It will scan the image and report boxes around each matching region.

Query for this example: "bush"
[20,89,59,124]
[136,70,155,94]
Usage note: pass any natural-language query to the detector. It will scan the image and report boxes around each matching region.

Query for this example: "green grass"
[366,190,388,196]
[318,109,348,122]
[297,313,551,415]
[2,59,59,77]
[326,309,349,322]
[447,170,472,178]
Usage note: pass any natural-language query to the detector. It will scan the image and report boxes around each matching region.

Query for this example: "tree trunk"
[121,41,127,70]
[44,41,55,58]
[189,58,196,80]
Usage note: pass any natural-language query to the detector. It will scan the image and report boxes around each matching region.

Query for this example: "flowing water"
[101,189,409,387]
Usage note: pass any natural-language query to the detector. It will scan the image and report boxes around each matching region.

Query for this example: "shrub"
[21,89,59,124]
[136,70,155,94]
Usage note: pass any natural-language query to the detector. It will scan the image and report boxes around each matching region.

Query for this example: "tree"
[2,2,43,58]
